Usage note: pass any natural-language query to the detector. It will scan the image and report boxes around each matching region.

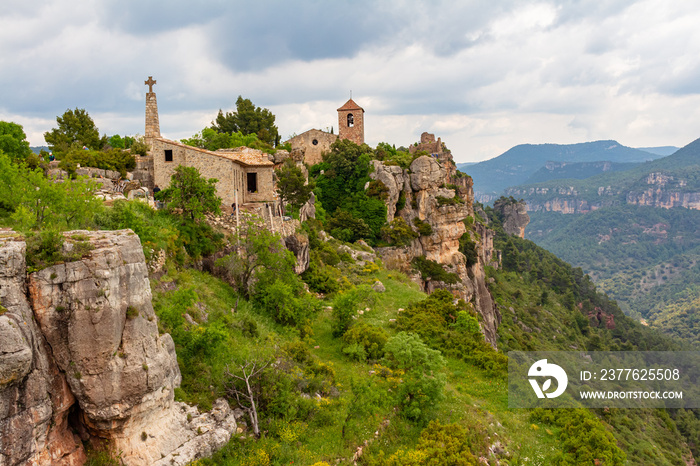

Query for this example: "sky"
[2,0,700,163]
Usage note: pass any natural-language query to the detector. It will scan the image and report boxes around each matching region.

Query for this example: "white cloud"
[2,0,700,161]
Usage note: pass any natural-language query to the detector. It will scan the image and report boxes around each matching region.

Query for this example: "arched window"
[347,113,354,127]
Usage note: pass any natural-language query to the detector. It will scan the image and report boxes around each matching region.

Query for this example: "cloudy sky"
[2,0,700,162]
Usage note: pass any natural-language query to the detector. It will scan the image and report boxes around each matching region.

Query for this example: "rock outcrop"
[0,233,85,466]
[493,198,530,238]
[0,230,236,466]
[371,148,501,347]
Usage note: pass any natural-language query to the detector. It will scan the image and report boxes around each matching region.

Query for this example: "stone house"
[143,77,275,207]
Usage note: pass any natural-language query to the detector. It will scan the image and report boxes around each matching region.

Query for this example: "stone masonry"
[286,129,338,166]
[337,98,365,145]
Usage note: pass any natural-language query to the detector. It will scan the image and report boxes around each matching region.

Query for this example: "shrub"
[126,306,139,320]
[412,217,433,236]
[342,323,389,361]
[25,230,65,272]
[459,233,478,267]
[436,195,463,206]
[380,217,418,246]
[383,332,446,422]
[331,290,361,337]
[366,179,389,200]
[411,256,459,284]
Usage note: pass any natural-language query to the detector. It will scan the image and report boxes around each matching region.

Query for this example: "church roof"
[337,99,364,112]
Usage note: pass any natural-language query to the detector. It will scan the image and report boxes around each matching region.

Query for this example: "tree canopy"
[212,96,280,147]
[275,158,314,210]
[0,121,33,162]
[44,108,104,153]
[159,165,222,222]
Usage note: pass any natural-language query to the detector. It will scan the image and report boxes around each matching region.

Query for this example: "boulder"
[372,280,386,293]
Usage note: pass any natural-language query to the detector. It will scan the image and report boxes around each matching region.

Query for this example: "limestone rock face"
[299,192,317,222]
[493,198,530,238]
[0,230,237,466]
[370,161,407,222]
[284,232,311,274]
[0,234,85,466]
[372,151,501,348]
[410,156,446,192]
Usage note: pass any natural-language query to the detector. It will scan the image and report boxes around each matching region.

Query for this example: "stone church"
[143,77,276,208]
[286,98,365,166]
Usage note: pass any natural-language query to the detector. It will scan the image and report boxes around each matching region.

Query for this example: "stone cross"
[145,76,156,93]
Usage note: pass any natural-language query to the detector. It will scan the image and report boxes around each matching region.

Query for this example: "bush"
[411,256,459,284]
[380,217,418,246]
[383,332,446,422]
[342,323,388,361]
[25,230,65,272]
[366,180,389,200]
[412,217,433,236]
[331,290,361,337]
[459,232,478,267]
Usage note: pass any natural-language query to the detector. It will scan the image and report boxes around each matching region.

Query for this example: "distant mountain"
[30,146,49,154]
[457,140,662,202]
[506,136,700,213]
[523,160,641,184]
[636,146,679,156]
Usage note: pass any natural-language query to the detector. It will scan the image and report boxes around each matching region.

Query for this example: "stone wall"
[409,132,443,155]
[286,129,337,166]
[151,139,274,206]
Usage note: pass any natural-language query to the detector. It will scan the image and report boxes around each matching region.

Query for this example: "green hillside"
[527,206,700,346]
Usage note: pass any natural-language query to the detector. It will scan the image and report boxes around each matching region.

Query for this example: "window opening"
[247,172,258,193]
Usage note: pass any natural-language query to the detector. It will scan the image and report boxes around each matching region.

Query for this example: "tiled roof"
[337,99,364,112]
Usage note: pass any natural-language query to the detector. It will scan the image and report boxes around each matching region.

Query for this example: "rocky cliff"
[371,153,501,347]
[0,230,236,466]
[506,170,700,214]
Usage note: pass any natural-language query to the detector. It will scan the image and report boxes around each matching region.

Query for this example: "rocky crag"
[371,138,502,347]
[0,230,236,466]
[493,198,530,238]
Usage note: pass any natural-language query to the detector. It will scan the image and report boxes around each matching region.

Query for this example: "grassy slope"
[151,249,694,465]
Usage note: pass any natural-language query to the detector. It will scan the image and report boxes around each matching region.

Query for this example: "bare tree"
[225,360,270,438]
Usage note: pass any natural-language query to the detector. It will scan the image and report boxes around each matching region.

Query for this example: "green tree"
[276,158,314,210]
[211,96,280,146]
[383,331,446,422]
[44,108,103,153]
[108,134,125,149]
[0,121,33,162]
[160,166,221,222]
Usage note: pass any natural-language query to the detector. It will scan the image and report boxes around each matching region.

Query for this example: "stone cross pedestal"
[145,76,160,139]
